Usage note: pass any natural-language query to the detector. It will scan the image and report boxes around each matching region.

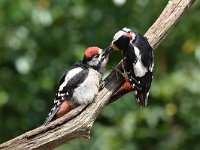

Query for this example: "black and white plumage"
[44,47,110,125]
[111,28,154,106]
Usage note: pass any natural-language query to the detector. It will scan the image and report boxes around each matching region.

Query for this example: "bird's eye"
[94,54,99,58]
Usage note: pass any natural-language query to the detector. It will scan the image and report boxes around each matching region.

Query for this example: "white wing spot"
[149,62,154,72]
[133,47,147,77]
[59,68,83,91]
[57,101,61,105]
[134,46,140,57]
[134,90,138,95]
[52,107,56,111]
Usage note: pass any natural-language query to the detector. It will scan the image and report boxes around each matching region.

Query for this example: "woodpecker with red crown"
[44,46,111,125]
[110,27,154,107]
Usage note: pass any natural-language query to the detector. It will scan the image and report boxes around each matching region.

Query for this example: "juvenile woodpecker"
[110,28,154,106]
[44,46,111,125]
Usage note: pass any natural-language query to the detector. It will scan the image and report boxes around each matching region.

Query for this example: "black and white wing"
[130,32,154,106]
[44,63,89,125]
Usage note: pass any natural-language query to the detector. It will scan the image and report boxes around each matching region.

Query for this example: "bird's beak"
[101,46,114,58]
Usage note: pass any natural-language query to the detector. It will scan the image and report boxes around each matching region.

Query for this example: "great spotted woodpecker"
[110,28,154,107]
[44,46,111,125]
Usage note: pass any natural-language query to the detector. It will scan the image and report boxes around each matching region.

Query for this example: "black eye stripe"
[84,54,99,61]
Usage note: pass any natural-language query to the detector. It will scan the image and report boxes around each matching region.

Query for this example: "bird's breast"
[72,69,101,105]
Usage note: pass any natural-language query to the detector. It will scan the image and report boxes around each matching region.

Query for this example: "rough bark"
[0,0,196,149]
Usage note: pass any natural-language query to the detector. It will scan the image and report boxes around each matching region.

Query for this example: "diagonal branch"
[0,0,196,149]
[145,0,196,48]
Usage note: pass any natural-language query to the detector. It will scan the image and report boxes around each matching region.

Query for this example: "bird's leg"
[99,80,105,90]
[112,60,128,80]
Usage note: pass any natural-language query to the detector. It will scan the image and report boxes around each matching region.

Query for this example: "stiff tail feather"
[43,106,60,126]
[43,100,72,125]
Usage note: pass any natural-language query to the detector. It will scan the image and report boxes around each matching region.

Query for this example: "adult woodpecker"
[110,27,154,107]
[44,46,111,125]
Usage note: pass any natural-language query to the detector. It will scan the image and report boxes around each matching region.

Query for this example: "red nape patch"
[84,47,100,57]
[125,32,132,39]
[56,100,71,119]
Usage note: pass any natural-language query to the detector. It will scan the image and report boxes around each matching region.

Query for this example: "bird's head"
[83,46,110,72]
[111,27,136,51]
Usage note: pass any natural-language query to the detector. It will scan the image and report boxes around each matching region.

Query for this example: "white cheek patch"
[88,60,98,66]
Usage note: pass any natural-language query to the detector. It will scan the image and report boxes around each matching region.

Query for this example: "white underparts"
[73,69,101,105]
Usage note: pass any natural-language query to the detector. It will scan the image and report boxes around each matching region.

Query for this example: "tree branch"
[0,0,196,149]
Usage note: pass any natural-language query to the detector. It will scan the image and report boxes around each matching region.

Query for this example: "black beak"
[102,46,114,58]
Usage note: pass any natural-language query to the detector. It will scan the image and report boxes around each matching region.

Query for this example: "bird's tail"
[109,81,133,104]
[43,106,60,126]
[109,81,149,107]
[43,100,72,126]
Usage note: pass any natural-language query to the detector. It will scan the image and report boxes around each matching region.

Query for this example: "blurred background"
[0,0,200,149]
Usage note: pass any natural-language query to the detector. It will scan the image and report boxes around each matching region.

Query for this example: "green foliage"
[0,0,200,149]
